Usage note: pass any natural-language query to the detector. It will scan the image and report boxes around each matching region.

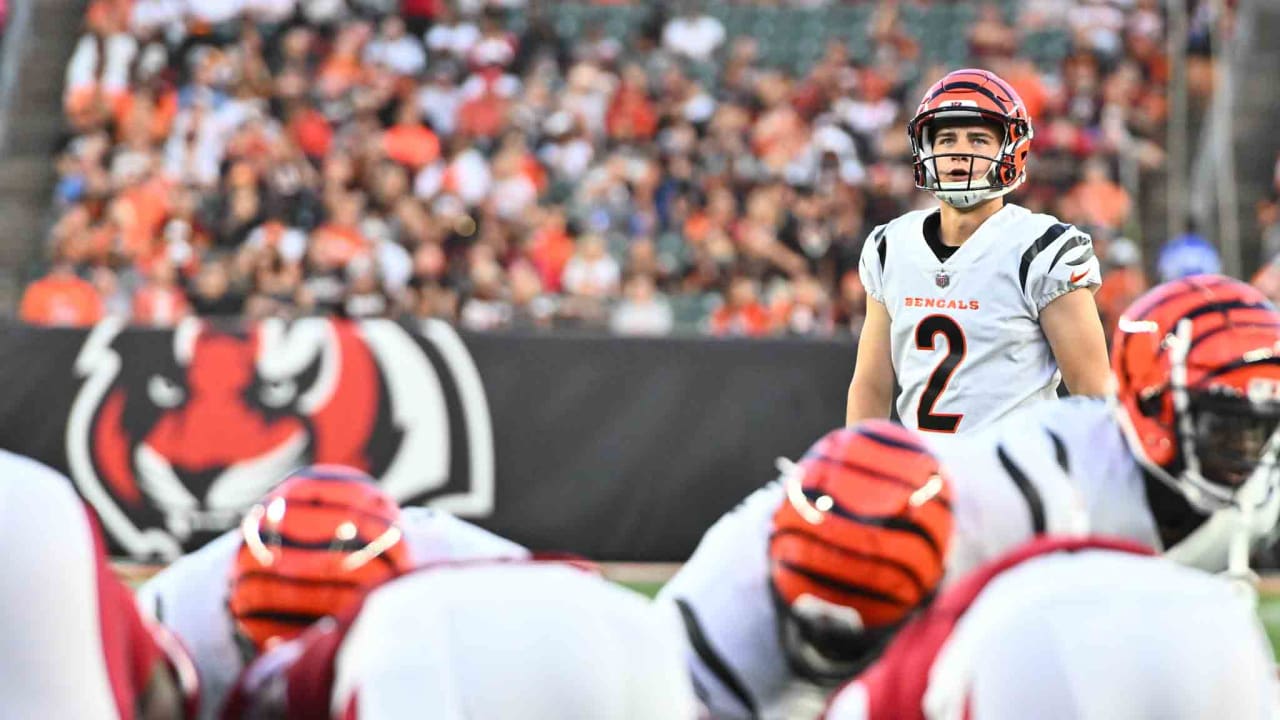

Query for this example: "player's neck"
[937,198,1005,247]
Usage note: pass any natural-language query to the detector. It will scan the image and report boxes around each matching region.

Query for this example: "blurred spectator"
[709,275,771,338]
[132,259,192,327]
[1093,238,1148,344]
[661,5,725,63]
[19,258,104,327]
[611,274,673,337]
[1063,156,1132,232]
[1157,225,1222,282]
[561,233,621,300]
[38,0,1190,338]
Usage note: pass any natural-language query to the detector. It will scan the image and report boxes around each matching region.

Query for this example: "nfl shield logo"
[935,271,950,288]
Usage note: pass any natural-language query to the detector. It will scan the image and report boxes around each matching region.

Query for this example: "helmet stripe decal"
[1189,321,1280,351]
[928,80,1009,112]
[803,454,953,511]
[770,526,928,596]
[1127,276,1233,320]
[1018,223,1072,294]
[995,444,1047,534]
[1196,355,1280,385]
[231,572,363,590]
[802,489,946,558]
[777,561,908,606]
[674,599,757,715]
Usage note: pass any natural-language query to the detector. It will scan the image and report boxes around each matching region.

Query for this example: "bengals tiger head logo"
[67,316,494,560]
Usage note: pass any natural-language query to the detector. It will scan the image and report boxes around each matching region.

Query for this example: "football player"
[225,559,699,719]
[655,421,953,719]
[0,449,197,719]
[932,275,1280,579]
[137,464,526,720]
[823,536,1280,720]
[847,68,1110,433]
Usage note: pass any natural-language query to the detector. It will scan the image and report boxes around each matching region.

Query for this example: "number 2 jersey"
[858,204,1101,434]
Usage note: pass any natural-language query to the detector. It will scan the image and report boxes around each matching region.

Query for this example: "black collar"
[923,210,957,263]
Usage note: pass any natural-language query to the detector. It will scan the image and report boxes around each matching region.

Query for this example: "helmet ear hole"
[1137,388,1166,418]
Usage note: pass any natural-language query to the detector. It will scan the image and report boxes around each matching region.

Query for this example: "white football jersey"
[825,547,1280,720]
[930,396,1280,582]
[324,562,698,719]
[137,507,527,720]
[0,451,154,719]
[657,482,828,720]
[859,204,1100,434]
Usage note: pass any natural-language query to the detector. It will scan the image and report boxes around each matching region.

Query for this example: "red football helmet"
[907,68,1033,209]
[769,421,953,679]
[1113,275,1280,513]
[228,465,412,654]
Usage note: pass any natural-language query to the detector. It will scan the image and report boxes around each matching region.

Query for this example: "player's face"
[932,124,1001,183]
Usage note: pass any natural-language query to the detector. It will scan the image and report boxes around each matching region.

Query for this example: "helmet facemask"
[1153,319,1280,514]
[909,110,1027,209]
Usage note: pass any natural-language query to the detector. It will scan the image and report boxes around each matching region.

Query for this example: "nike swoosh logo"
[1069,269,1090,284]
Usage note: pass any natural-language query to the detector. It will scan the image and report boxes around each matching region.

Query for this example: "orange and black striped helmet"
[907,68,1033,209]
[228,465,412,653]
[1113,275,1280,513]
[768,421,952,678]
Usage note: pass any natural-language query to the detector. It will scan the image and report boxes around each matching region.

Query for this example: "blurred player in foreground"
[847,68,1110,434]
[823,536,1280,720]
[0,449,197,719]
[931,275,1280,580]
[226,559,699,719]
[138,464,526,720]
[656,421,953,718]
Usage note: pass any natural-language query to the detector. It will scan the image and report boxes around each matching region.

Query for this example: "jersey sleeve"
[398,506,529,565]
[1019,223,1100,316]
[932,416,1091,582]
[858,225,889,305]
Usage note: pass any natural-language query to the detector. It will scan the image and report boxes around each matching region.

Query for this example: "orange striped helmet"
[228,465,412,654]
[1113,275,1280,513]
[769,420,952,679]
[907,68,1033,209]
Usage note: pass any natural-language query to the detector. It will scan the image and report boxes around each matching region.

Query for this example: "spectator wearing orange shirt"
[709,275,772,337]
[132,259,191,328]
[382,100,440,171]
[19,259,104,327]
[1065,156,1132,231]
[606,64,658,142]
[311,192,371,270]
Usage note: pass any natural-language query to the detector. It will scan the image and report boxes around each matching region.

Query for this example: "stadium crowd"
[22,0,1185,339]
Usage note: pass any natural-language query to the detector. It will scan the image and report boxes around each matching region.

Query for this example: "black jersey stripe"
[1047,430,1069,475]
[1049,234,1093,270]
[873,226,887,269]
[1019,223,1072,294]
[674,599,757,716]
[996,444,1047,534]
